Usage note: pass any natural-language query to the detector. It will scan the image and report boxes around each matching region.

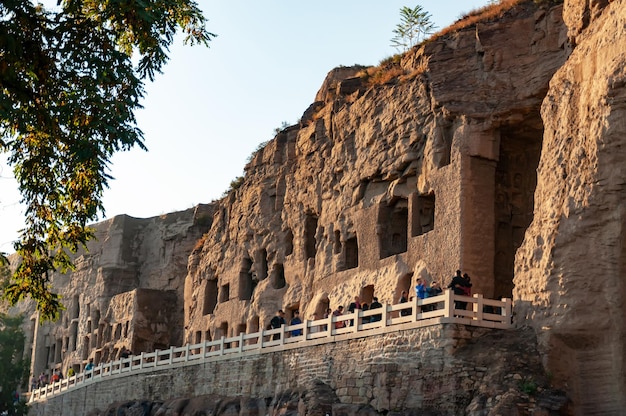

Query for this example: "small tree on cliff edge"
[0,0,215,321]
[390,5,437,52]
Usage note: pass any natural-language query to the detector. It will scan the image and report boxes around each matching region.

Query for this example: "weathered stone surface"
[14,0,626,415]
[14,206,213,380]
[28,326,567,416]
[514,0,626,413]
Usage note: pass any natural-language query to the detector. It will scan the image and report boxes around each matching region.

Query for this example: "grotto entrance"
[493,115,542,299]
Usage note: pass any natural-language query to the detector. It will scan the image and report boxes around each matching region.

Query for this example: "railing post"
[219,336,225,355]
[502,297,513,326]
[168,346,174,364]
[185,343,190,361]
[444,289,455,318]
[238,332,244,353]
[327,314,334,336]
[303,319,310,340]
[140,352,145,370]
[280,325,286,345]
[382,304,389,327]
[259,329,265,349]
[473,293,483,322]
[353,311,360,333]
[412,296,420,321]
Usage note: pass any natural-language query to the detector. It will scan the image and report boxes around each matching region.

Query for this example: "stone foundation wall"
[29,323,501,415]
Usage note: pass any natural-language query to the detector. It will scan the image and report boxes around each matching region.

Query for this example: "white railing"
[29,290,511,402]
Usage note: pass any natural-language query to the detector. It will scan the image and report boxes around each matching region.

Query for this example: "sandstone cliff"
[17,205,213,378]
[19,0,626,415]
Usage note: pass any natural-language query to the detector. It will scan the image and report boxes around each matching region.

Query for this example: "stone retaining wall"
[29,323,496,415]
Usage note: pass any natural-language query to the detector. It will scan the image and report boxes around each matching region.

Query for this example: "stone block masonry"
[31,323,501,415]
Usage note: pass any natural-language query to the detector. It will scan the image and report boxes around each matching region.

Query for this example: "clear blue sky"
[0,1,490,253]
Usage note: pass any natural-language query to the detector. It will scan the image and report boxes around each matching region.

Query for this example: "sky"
[0,1,491,253]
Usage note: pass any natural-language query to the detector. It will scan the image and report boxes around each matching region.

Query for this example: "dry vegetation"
[436,0,562,38]
[357,0,559,88]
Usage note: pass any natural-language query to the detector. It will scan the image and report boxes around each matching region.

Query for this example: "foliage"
[390,5,437,52]
[520,378,538,395]
[0,313,30,415]
[273,121,290,135]
[0,0,215,320]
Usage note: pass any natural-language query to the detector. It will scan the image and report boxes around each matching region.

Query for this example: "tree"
[0,311,29,416]
[390,5,437,52]
[0,0,215,320]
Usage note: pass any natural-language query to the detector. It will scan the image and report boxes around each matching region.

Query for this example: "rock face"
[18,206,213,379]
[185,1,568,347]
[514,0,626,413]
[17,0,626,414]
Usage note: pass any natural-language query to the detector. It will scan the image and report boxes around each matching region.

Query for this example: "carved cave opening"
[315,297,330,318]
[395,272,413,302]
[271,263,286,289]
[333,230,341,254]
[219,283,230,303]
[203,279,218,315]
[305,213,318,260]
[239,257,254,301]
[379,198,408,259]
[361,285,375,305]
[55,339,62,363]
[494,121,542,299]
[71,295,79,319]
[219,322,228,339]
[411,192,435,237]
[82,337,89,360]
[284,229,294,256]
[257,249,268,280]
[345,236,359,269]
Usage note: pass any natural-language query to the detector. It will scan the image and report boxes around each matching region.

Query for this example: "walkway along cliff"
[14,0,626,415]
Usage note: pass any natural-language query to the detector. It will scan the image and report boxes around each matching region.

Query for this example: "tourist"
[120,347,132,367]
[38,372,47,387]
[448,270,470,311]
[85,358,94,378]
[333,306,345,328]
[290,310,302,336]
[67,367,75,378]
[270,309,286,340]
[369,297,383,322]
[399,290,411,316]
[347,296,361,326]
[424,281,443,311]
[462,273,473,296]
[415,278,427,300]
[310,312,320,333]
[361,303,370,324]
[322,307,332,331]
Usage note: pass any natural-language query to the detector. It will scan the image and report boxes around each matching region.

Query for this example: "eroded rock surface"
[16,0,626,415]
